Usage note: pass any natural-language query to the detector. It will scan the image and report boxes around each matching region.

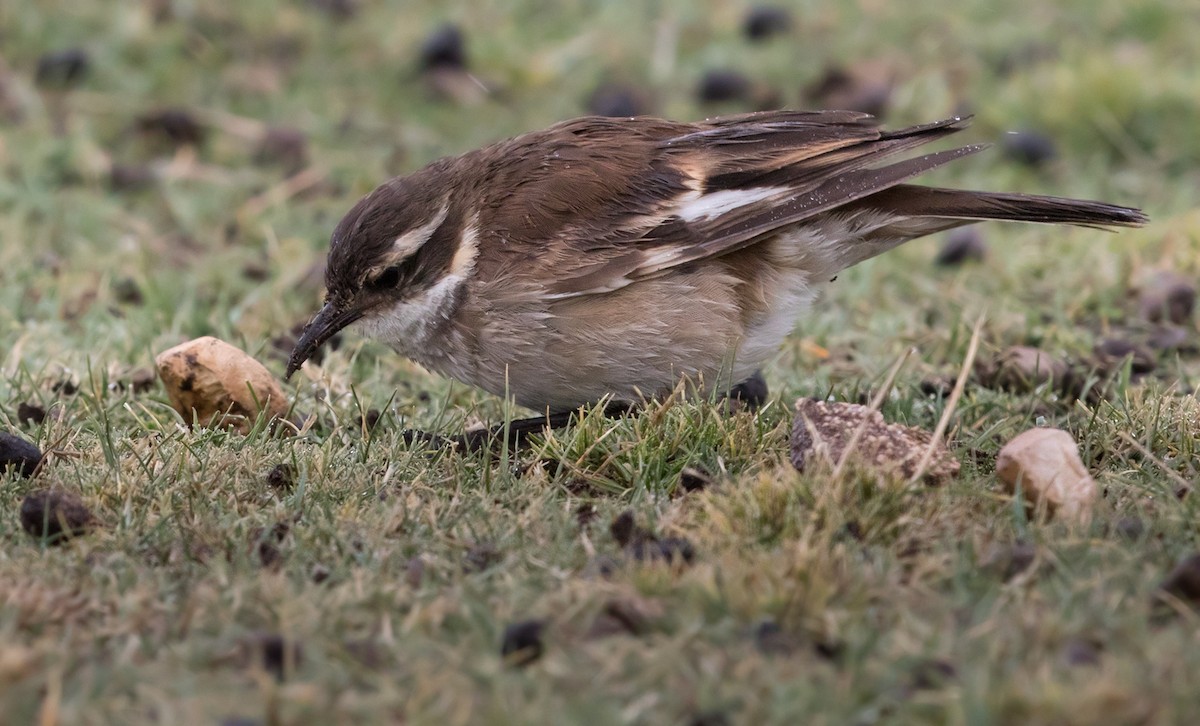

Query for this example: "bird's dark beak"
[286,301,363,379]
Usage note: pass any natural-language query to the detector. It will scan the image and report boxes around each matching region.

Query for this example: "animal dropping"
[156,336,290,434]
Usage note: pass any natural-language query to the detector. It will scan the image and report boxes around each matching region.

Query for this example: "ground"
[1,0,1199,724]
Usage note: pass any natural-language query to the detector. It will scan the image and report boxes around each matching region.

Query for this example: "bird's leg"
[402,401,635,454]
[725,370,768,412]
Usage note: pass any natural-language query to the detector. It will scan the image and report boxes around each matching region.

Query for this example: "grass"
[2,0,1199,723]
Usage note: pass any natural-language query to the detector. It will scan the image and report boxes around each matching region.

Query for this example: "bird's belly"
[441,263,817,412]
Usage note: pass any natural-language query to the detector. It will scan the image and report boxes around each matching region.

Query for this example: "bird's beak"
[286,301,363,379]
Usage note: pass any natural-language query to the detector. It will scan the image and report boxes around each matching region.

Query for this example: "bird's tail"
[813,183,1148,273]
[857,184,1148,230]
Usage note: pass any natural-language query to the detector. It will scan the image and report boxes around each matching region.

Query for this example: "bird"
[286,111,1145,433]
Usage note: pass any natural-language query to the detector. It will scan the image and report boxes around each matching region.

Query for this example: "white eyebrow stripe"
[675,187,787,222]
[390,203,450,258]
[449,213,480,278]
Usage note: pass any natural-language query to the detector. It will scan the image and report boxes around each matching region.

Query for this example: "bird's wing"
[491,112,977,298]
[474,112,1140,301]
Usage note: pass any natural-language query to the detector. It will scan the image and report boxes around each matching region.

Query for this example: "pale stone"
[995,428,1097,522]
[156,336,289,434]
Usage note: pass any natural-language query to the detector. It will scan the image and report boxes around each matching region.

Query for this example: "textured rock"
[995,428,1097,522]
[156,337,289,434]
[790,399,959,484]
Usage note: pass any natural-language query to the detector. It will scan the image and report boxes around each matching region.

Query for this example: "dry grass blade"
[831,347,914,479]
[908,317,983,484]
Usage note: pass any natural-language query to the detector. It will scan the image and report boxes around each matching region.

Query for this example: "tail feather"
[857,184,1149,229]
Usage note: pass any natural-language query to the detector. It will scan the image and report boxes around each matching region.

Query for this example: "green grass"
[2,0,1199,723]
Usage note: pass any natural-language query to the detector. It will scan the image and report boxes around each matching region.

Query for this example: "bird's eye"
[371,265,402,290]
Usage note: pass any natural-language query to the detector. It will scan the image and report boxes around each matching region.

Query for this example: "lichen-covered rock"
[995,427,1097,523]
[790,399,959,484]
[156,336,289,434]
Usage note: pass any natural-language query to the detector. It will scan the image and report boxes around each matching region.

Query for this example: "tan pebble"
[995,428,1096,523]
[155,336,289,434]
[986,345,1067,392]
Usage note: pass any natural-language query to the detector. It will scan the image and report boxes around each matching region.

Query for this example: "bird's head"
[286,166,473,378]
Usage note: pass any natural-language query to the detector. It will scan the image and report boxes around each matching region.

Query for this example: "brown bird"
[287,111,1145,435]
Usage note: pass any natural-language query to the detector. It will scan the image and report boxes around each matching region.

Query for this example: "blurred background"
[0,0,1195,391]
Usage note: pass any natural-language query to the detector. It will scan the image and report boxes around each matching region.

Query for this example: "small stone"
[0,433,43,477]
[19,489,92,544]
[405,555,425,588]
[935,226,987,266]
[753,619,803,656]
[1146,326,1192,353]
[463,542,501,572]
[112,277,144,305]
[909,659,957,691]
[266,463,295,491]
[309,0,358,20]
[128,367,157,393]
[586,82,650,118]
[919,375,955,397]
[1061,637,1102,667]
[310,564,331,584]
[361,408,382,431]
[136,108,206,148]
[983,345,1067,392]
[586,597,662,638]
[500,619,545,667]
[1114,516,1145,540]
[805,62,893,117]
[790,398,960,484]
[245,632,302,680]
[609,509,637,547]
[155,337,290,434]
[251,521,289,569]
[688,712,731,726]
[1002,129,1057,168]
[678,466,713,492]
[1158,553,1200,607]
[17,403,46,428]
[1136,271,1195,325]
[743,6,792,41]
[254,127,308,175]
[1094,338,1156,376]
[628,537,695,566]
[35,49,90,90]
[980,541,1037,581]
[419,24,467,71]
[51,379,79,396]
[108,163,156,191]
[696,69,753,104]
[995,428,1097,523]
[574,502,598,527]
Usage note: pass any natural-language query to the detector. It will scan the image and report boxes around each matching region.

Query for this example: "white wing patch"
[676,187,788,222]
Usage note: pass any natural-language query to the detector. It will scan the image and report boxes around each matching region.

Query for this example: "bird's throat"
[357,274,468,359]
